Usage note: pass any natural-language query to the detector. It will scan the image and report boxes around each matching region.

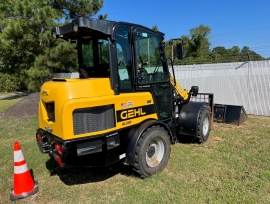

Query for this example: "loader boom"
[170,76,189,101]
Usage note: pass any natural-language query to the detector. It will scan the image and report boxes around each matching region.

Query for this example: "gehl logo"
[41,90,49,96]
[116,105,155,122]
[120,108,146,120]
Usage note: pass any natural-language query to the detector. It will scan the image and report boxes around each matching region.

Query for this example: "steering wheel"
[118,61,126,66]
[138,67,147,81]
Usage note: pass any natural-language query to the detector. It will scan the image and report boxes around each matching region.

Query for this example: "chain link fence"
[174,60,270,116]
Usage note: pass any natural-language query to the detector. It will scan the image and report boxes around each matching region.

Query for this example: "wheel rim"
[146,138,165,167]
[202,117,210,136]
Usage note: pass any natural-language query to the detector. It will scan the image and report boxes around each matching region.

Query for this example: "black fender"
[178,101,207,137]
[126,120,172,166]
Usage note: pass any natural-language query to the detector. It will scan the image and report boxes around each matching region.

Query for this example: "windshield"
[80,38,110,77]
[135,30,169,84]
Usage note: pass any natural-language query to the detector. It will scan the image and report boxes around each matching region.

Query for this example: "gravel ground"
[0,92,40,120]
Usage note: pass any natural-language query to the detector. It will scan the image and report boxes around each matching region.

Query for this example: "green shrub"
[0,72,28,92]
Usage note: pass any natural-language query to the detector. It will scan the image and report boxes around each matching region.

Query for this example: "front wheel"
[197,106,211,143]
[133,125,171,178]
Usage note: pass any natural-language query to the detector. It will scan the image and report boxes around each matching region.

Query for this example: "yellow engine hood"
[39,78,114,138]
[40,78,114,102]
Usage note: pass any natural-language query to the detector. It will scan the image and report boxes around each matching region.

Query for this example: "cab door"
[133,28,172,121]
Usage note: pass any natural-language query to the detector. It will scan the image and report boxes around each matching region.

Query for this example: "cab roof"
[51,16,165,40]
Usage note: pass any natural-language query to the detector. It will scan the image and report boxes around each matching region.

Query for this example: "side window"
[82,39,109,67]
[135,30,169,84]
[82,41,94,67]
[81,38,110,77]
[117,43,129,81]
[98,39,109,64]
[115,25,132,91]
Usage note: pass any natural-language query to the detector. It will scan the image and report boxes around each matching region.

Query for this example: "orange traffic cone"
[10,141,38,200]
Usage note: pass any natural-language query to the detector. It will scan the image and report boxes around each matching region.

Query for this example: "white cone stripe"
[14,150,25,162]
[14,163,28,174]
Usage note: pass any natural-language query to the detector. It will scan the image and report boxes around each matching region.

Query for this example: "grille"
[73,105,115,135]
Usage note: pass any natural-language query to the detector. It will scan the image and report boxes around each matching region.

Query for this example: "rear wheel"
[133,125,171,178]
[197,106,211,143]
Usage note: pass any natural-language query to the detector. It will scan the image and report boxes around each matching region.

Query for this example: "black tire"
[197,106,211,143]
[133,125,171,178]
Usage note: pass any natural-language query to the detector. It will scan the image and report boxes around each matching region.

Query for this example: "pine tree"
[0,0,104,91]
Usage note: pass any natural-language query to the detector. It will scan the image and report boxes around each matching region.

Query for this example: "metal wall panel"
[174,60,270,116]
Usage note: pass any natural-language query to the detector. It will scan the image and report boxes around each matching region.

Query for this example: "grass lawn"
[0,97,23,112]
[0,97,269,203]
[0,92,11,95]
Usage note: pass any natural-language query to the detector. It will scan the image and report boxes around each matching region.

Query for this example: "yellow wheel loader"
[36,17,213,178]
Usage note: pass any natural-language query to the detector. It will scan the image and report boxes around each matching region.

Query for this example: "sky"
[94,0,270,58]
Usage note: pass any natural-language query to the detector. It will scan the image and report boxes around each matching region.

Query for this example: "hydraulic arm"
[170,76,189,101]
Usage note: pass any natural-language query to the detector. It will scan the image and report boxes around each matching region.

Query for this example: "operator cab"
[52,17,173,121]
[115,25,173,120]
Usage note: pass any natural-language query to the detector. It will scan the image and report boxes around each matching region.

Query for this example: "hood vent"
[73,105,115,135]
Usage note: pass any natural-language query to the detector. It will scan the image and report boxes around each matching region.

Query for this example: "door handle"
[159,84,170,89]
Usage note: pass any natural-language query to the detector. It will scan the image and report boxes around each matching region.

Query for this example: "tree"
[152,25,158,31]
[240,46,264,61]
[212,46,227,56]
[184,24,211,58]
[171,24,265,65]
[210,45,265,63]
[98,13,108,20]
[228,46,240,62]
[170,24,211,65]
[51,0,104,20]
[0,0,104,91]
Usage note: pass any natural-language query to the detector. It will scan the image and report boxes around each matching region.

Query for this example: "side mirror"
[177,43,184,60]
[190,86,199,96]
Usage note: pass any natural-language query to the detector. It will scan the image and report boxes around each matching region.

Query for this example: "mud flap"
[214,104,247,126]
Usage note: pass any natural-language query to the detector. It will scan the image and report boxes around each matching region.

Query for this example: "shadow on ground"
[0,95,25,100]
[45,157,137,185]
[44,135,200,186]
[177,135,201,144]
